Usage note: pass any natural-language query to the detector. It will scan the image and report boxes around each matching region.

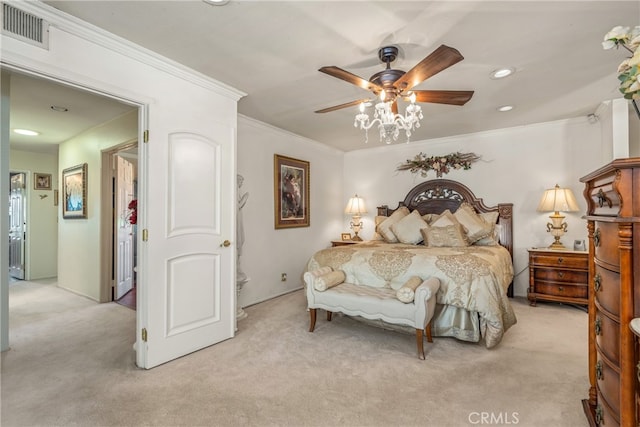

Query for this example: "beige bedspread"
[306,241,516,348]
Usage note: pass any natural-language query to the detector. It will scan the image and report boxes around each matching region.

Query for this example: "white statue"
[236,174,249,322]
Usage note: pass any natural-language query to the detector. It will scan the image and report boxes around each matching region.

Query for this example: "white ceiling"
[9,1,640,153]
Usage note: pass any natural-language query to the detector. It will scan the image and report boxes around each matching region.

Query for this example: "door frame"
[8,170,28,280]
[100,139,138,303]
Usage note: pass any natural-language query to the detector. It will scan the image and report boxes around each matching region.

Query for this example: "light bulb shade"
[537,184,580,213]
[344,195,367,215]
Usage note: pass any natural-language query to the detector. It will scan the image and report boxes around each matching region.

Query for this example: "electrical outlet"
[281,273,287,282]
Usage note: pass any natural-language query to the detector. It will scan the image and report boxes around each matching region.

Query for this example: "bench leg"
[425,319,433,343]
[309,308,317,332]
[415,329,425,360]
[326,311,333,322]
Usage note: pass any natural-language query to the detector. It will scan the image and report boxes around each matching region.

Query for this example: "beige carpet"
[1,280,589,427]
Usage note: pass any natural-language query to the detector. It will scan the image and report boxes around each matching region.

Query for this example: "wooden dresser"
[580,158,640,427]
[528,248,588,306]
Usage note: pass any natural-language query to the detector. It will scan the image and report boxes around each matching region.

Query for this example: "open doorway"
[101,141,138,310]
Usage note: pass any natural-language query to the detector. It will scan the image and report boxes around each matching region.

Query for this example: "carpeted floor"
[1,279,589,427]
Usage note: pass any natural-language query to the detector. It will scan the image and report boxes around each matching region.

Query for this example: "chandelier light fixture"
[354,91,423,144]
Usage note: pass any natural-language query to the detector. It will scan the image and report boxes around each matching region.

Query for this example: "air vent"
[1,2,49,49]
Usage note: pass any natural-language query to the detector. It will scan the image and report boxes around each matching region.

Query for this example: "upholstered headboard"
[377,179,514,296]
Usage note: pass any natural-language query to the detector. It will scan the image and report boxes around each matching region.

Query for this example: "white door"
[8,173,26,280]
[138,114,236,369]
[115,155,134,299]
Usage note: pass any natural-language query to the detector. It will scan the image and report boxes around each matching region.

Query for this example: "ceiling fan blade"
[409,90,474,106]
[319,66,383,92]
[315,99,371,113]
[394,45,465,92]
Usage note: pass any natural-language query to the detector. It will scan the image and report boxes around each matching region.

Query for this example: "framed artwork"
[341,232,352,241]
[62,163,88,219]
[34,172,52,190]
[274,154,310,229]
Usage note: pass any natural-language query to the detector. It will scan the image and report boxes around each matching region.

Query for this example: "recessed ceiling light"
[202,0,230,5]
[490,67,515,79]
[14,129,40,136]
[497,105,514,112]
[51,105,69,112]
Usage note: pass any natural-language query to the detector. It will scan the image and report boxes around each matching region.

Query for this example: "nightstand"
[331,240,360,247]
[527,248,588,306]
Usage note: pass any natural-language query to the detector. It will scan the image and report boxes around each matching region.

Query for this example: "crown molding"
[10,1,246,101]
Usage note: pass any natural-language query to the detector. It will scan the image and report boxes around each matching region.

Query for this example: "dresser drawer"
[595,311,620,364]
[597,354,621,418]
[597,389,621,426]
[594,221,620,269]
[594,265,620,316]
[533,268,587,284]
[532,282,587,299]
[587,172,621,217]
[531,253,588,269]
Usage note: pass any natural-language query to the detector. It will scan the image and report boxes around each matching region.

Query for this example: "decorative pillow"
[454,202,493,243]
[390,210,429,245]
[421,213,436,224]
[429,209,460,228]
[421,223,469,248]
[475,223,502,246]
[371,216,387,241]
[377,206,410,243]
[480,211,499,225]
[314,270,346,291]
[396,276,423,303]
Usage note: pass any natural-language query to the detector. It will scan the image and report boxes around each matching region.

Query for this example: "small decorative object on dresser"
[527,248,588,306]
[580,158,640,427]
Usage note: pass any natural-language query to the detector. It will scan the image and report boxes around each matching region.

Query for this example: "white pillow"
[377,206,410,243]
[390,210,429,245]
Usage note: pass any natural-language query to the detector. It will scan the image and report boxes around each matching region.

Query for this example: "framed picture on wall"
[34,172,52,190]
[274,154,310,229]
[62,163,88,219]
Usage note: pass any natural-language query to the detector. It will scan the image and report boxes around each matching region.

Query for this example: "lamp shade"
[345,195,367,215]
[537,184,580,213]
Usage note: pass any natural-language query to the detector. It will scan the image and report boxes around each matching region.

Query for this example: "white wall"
[237,116,344,307]
[9,149,59,280]
[58,111,137,301]
[343,117,603,297]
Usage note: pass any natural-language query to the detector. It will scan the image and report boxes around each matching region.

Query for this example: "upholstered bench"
[304,269,440,359]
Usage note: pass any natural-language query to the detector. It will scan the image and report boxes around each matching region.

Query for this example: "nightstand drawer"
[533,269,587,284]
[533,282,587,299]
[530,254,588,269]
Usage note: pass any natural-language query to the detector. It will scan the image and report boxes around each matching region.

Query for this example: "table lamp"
[537,184,580,249]
[345,194,367,241]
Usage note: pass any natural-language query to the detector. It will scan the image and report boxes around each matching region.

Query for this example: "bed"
[306,179,516,348]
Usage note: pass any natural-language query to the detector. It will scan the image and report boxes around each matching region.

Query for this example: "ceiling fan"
[315,45,474,114]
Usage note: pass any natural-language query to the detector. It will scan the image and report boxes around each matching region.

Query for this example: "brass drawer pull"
[595,317,602,336]
[558,272,564,278]
[597,188,613,208]
[595,405,604,425]
[557,257,564,264]
[596,360,603,380]
[558,286,564,292]
[594,274,602,292]
[594,228,601,247]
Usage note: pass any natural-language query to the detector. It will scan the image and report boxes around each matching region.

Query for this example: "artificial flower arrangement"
[126,199,137,225]
[396,152,480,178]
[603,25,640,100]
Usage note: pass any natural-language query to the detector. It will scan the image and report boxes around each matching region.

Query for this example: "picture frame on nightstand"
[341,232,352,241]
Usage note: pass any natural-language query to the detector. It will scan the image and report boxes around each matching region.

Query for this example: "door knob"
[221,240,231,247]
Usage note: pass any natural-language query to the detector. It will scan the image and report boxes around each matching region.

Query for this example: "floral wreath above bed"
[397,152,481,178]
